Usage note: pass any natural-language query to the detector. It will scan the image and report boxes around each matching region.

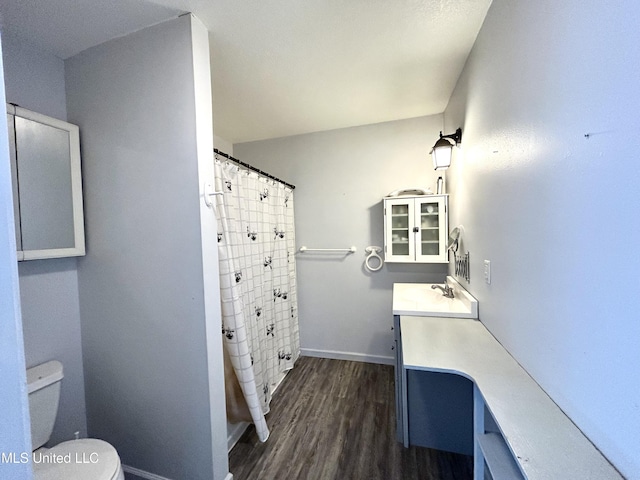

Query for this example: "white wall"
[1,32,87,445]
[0,34,32,480]
[444,1,640,478]
[236,115,447,363]
[66,15,228,480]
[190,17,230,480]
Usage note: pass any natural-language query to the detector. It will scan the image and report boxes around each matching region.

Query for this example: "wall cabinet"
[383,195,448,263]
[6,104,85,261]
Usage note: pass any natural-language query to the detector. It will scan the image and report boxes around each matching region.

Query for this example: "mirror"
[8,105,85,260]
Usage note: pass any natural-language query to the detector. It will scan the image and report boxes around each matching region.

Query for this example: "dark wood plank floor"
[229,356,473,480]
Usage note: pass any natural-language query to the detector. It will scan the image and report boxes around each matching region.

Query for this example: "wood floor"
[228,356,473,480]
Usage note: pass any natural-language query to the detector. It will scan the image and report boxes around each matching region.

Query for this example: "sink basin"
[392,276,478,318]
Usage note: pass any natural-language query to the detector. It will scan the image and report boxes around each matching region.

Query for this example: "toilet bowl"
[33,439,124,480]
[27,361,125,480]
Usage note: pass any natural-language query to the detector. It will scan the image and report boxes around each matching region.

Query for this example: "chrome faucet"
[431,282,455,298]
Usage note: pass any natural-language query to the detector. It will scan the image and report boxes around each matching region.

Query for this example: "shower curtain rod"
[214,148,296,190]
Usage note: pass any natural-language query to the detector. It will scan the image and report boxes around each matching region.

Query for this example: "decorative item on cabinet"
[6,104,85,261]
[383,194,448,263]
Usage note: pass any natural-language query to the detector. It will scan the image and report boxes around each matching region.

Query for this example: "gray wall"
[236,116,447,363]
[443,1,640,478]
[0,34,33,480]
[2,32,87,445]
[66,15,228,480]
[214,134,233,155]
[1,33,67,119]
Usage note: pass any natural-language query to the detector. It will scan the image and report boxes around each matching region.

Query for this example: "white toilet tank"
[27,360,64,450]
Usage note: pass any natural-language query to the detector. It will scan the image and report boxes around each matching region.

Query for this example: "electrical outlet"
[484,260,491,284]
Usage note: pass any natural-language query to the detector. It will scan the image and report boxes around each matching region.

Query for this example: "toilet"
[27,360,125,480]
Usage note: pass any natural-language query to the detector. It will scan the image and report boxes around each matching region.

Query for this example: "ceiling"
[0,0,492,144]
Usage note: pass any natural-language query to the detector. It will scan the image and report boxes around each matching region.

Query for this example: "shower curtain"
[214,155,299,442]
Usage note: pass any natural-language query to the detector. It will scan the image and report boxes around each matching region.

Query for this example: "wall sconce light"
[430,128,462,170]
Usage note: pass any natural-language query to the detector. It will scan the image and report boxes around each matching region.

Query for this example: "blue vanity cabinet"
[393,315,404,442]
[405,368,474,455]
[394,314,474,455]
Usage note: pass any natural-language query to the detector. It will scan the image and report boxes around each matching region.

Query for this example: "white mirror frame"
[7,104,85,261]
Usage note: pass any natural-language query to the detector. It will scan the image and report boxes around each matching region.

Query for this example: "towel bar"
[298,246,357,254]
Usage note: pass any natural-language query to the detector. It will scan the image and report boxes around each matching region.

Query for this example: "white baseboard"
[123,465,233,480]
[227,421,249,452]
[122,465,173,480]
[300,348,394,365]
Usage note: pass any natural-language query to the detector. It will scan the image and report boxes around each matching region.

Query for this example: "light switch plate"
[484,260,491,284]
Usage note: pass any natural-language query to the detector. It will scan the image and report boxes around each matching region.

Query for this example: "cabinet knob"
[391,345,395,351]
[413,227,419,233]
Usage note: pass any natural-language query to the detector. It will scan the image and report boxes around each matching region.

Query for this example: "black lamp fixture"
[430,128,462,170]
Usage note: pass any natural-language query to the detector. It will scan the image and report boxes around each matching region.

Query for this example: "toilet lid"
[33,439,121,480]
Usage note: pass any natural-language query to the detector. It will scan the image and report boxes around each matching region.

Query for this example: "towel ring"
[364,246,383,272]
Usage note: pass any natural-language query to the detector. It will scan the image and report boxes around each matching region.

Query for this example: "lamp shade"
[431,137,454,170]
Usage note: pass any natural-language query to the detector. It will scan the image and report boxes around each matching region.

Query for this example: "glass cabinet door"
[415,197,447,263]
[385,198,415,262]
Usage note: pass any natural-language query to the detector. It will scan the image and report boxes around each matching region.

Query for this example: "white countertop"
[393,277,478,318]
[401,315,622,480]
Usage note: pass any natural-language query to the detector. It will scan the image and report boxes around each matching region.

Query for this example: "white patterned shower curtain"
[213,155,299,442]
